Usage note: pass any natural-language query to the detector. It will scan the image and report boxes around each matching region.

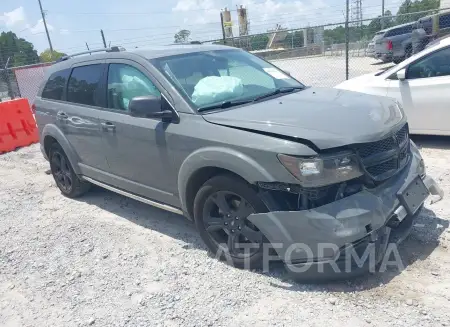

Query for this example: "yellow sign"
[223,22,233,27]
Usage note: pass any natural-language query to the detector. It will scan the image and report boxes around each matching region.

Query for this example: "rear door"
[97,59,178,206]
[62,61,109,173]
[387,46,450,134]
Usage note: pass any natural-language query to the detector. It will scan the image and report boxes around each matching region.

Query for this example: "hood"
[202,87,406,150]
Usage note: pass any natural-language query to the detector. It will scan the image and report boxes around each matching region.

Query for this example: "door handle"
[101,122,116,132]
[57,111,68,119]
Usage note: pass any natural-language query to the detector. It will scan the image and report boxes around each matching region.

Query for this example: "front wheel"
[193,175,269,269]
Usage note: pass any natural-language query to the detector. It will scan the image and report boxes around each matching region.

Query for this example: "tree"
[0,31,39,67]
[174,30,191,43]
[396,0,439,24]
[39,49,67,62]
[250,34,269,50]
[283,31,305,49]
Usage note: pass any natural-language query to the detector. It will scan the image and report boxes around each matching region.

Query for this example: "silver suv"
[34,44,442,277]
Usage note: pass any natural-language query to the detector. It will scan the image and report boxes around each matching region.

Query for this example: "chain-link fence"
[205,7,450,88]
[0,62,53,103]
[2,7,450,102]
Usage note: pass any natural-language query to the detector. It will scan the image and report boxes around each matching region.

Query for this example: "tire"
[393,57,403,64]
[193,174,269,269]
[49,143,90,198]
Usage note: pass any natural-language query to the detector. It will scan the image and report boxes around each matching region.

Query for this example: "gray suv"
[35,44,442,277]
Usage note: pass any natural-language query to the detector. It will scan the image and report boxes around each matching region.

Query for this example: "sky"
[1,0,404,54]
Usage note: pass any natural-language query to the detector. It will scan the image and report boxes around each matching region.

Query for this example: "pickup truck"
[374,22,415,64]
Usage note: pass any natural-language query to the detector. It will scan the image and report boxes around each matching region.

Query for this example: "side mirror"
[397,69,406,81]
[129,95,173,122]
[284,70,291,76]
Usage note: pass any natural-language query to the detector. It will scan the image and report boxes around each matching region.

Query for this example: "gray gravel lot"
[1,136,450,327]
[270,56,393,87]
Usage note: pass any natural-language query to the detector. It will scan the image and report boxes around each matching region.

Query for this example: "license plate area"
[397,175,429,216]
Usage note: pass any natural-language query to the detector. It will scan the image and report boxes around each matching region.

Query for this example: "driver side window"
[107,63,161,111]
[407,47,450,79]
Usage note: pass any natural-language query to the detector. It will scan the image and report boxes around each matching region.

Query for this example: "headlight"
[278,152,363,187]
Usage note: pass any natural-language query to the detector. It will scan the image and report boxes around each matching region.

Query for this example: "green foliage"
[0,31,39,67]
[39,49,67,62]
[250,34,269,50]
[174,30,191,43]
[396,0,439,24]
[283,31,305,48]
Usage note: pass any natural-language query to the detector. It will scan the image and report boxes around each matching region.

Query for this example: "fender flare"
[41,124,81,174]
[177,146,276,212]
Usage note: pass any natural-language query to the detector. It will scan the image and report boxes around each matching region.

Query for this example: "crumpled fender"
[177,146,276,212]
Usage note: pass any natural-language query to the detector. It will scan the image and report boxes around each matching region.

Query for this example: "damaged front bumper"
[248,144,443,278]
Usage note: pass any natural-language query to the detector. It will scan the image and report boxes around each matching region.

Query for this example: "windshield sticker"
[263,67,290,79]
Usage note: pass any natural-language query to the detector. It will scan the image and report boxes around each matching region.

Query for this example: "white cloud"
[0,6,26,27]
[170,0,331,40]
[30,19,54,34]
[173,0,216,12]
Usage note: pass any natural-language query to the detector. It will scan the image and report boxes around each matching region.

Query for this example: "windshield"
[150,49,304,110]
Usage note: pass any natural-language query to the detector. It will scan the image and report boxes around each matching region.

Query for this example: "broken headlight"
[278,152,363,188]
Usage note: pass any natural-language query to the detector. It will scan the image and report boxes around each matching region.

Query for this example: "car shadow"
[412,134,450,150]
[265,208,448,292]
[74,179,447,293]
[74,186,206,251]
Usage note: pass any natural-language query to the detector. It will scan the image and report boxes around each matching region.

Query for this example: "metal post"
[345,0,350,80]
[220,12,227,45]
[37,0,54,58]
[4,57,14,99]
[381,0,385,29]
[86,42,91,55]
[101,30,107,48]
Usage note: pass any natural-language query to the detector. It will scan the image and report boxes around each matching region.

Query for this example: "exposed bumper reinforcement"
[247,146,443,278]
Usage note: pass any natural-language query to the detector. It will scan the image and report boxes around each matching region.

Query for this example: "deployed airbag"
[192,76,244,106]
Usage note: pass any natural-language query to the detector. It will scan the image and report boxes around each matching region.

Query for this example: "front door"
[97,60,178,206]
[387,46,450,134]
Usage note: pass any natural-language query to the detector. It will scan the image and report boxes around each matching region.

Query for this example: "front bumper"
[248,144,443,277]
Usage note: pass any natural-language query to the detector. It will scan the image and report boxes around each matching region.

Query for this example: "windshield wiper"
[198,99,253,112]
[252,86,304,102]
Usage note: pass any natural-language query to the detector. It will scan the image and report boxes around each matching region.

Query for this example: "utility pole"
[101,30,107,48]
[381,0,385,29]
[37,0,54,56]
[220,11,227,45]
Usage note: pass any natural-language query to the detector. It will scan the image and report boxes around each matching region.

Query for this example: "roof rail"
[57,46,126,62]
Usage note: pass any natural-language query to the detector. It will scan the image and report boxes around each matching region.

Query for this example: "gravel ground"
[1,137,450,327]
[270,56,393,87]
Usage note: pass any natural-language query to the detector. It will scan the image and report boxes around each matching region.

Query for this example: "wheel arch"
[178,147,276,220]
[41,124,81,174]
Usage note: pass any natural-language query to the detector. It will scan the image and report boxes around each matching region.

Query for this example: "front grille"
[366,158,397,176]
[354,124,410,182]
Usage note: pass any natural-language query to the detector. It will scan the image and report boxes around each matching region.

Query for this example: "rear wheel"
[193,175,268,269]
[49,143,90,198]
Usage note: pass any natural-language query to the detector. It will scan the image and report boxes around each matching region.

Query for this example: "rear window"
[41,69,71,100]
[67,64,104,106]
[385,25,413,37]
[439,13,450,29]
